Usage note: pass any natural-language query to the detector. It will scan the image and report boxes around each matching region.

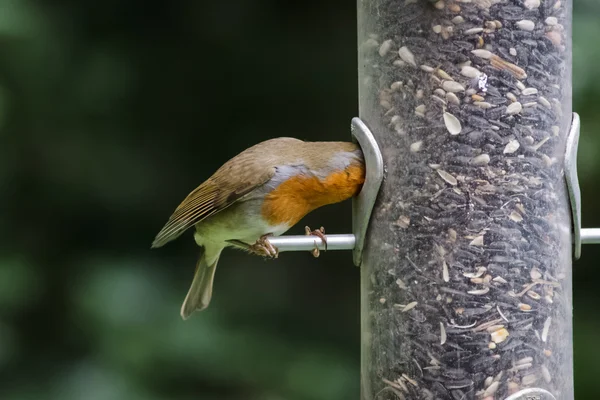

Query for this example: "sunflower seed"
[443,112,462,135]
[398,46,417,67]
[437,169,458,186]
[461,66,481,78]
[402,301,418,312]
[379,39,394,57]
[503,139,520,154]
[542,316,552,342]
[442,81,465,93]
[516,20,535,31]
[523,0,540,9]
[506,102,523,115]
[440,322,447,344]
[471,49,493,59]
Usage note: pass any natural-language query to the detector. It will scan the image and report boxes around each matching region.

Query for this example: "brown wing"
[151,137,305,248]
[151,166,275,248]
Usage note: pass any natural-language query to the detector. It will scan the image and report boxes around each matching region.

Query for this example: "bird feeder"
[357,0,578,399]
[269,0,599,399]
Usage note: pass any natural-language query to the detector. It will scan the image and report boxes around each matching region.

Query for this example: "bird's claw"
[305,226,327,258]
[249,234,279,259]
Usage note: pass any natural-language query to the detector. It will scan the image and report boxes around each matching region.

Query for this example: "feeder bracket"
[565,112,600,259]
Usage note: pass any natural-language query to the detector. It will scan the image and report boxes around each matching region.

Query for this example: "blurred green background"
[0,0,597,399]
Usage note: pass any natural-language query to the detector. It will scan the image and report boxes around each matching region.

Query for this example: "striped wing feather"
[151,167,275,248]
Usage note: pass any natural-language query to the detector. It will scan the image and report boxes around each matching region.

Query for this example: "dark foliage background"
[0,0,597,399]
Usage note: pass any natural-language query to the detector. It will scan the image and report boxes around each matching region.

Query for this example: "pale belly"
[193,198,290,247]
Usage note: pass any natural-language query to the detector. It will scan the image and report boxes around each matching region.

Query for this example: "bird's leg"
[305,226,327,258]
[228,234,279,259]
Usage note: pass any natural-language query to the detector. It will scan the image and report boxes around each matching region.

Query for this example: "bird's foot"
[305,226,327,258]
[248,234,279,259]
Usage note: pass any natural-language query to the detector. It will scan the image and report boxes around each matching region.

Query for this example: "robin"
[152,138,365,319]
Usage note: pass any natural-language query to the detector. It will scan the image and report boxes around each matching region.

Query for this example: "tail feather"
[180,247,222,320]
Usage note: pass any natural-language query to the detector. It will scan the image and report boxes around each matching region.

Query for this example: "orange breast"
[261,163,365,227]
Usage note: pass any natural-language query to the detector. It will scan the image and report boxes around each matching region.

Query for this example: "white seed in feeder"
[509,211,523,222]
[542,365,552,383]
[539,96,551,108]
[452,16,464,24]
[546,16,558,26]
[471,154,490,166]
[461,66,481,78]
[402,301,418,312]
[442,80,465,92]
[433,25,443,33]
[522,87,538,95]
[517,20,535,31]
[474,101,493,109]
[463,267,486,279]
[363,38,379,49]
[471,49,493,59]
[527,290,541,300]
[448,228,457,242]
[437,69,454,81]
[378,39,394,57]
[442,260,449,282]
[509,47,517,56]
[390,81,403,91]
[490,327,509,344]
[397,215,410,229]
[503,139,520,154]
[464,27,484,35]
[398,46,417,67]
[443,112,462,135]
[434,88,446,97]
[431,95,446,106]
[440,322,447,344]
[530,267,542,280]
[523,0,540,9]
[415,104,426,117]
[542,316,552,342]
[506,101,523,115]
[446,92,460,105]
[437,169,457,186]
[470,236,484,247]
[410,141,423,152]
[468,287,490,295]
[514,356,533,367]
[493,276,508,284]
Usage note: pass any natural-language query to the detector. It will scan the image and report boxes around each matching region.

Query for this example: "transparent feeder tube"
[358,0,573,399]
